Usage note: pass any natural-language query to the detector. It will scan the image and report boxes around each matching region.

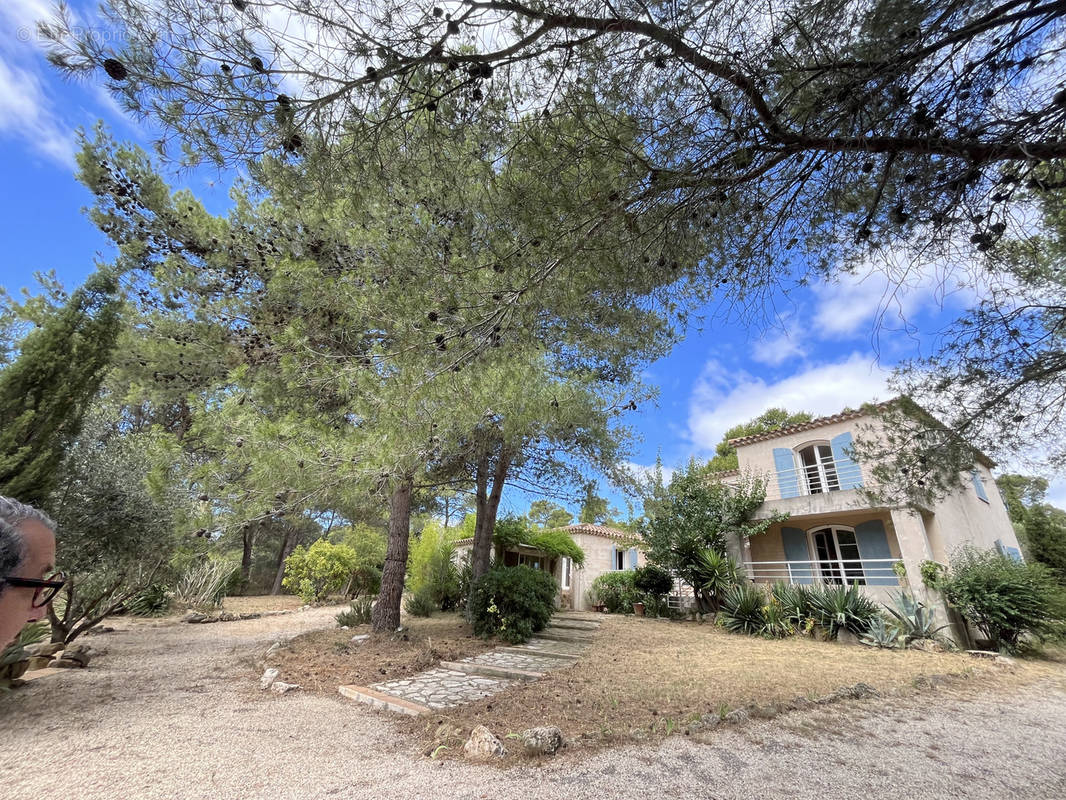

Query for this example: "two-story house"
[722,404,1023,620]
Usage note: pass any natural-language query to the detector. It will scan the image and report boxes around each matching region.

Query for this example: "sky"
[2,0,1064,519]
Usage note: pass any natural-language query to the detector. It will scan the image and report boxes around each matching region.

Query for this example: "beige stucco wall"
[735,416,879,497]
[569,533,646,611]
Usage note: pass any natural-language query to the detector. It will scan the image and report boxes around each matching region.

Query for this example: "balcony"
[745,558,902,588]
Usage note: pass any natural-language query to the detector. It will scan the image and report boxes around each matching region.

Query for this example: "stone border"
[338,684,431,716]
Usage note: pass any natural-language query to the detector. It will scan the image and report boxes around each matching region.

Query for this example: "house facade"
[724,406,1023,623]
[453,523,646,611]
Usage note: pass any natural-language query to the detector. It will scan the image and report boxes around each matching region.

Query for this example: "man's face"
[0,520,57,649]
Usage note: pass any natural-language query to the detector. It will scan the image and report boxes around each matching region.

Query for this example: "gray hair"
[0,518,25,594]
[0,498,55,597]
[0,497,56,533]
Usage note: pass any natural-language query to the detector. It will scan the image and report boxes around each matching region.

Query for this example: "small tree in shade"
[640,460,783,612]
[0,271,122,506]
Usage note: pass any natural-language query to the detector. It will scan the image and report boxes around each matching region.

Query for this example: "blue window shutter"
[781,527,813,584]
[629,548,638,570]
[970,469,989,502]
[830,432,863,490]
[1005,546,1023,562]
[773,448,800,498]
[610,544,617,570]
[854,519,895,586]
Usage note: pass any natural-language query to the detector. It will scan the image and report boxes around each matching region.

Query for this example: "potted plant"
[632,601,645,616]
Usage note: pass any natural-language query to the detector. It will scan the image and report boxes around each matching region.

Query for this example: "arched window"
[795,441,840,494]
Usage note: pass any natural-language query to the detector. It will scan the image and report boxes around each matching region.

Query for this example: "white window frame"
[794,440,841,495]
[806,524,866,586]
[560,556,572,590]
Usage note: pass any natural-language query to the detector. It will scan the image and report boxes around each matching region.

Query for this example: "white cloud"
[811,260,974,340]
[751,314,806,366]
[0,55,76,167]
[687,353,892,452]
[0,0,82,168]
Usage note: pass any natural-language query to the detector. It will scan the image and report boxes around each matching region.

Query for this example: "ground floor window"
[560,556,572,589]
[809,526,866,585]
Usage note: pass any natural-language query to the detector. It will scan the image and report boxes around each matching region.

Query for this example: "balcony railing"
[760,457,868,502]
[746,558,902,587]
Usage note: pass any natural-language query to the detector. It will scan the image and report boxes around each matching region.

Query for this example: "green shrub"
[691,549,740,612]
[770,582,812,625]
[634,564,674,596]
[942,545,1066,653]
[125,583,171,617]
[469,565,556,644]
[807,584,881,640]
[634,564,675,617]
[407,524,462,612]
[174,559,238,611]
[404,587,437,618]
[282,540,358,604]
[589,571,643,614]
[758,596,794,638]
[336,596,374,626]
[920,560,947,590]
[720,582,766,635]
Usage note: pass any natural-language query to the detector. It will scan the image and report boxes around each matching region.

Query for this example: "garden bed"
[399,614,1066,758]
[268,613,495,692]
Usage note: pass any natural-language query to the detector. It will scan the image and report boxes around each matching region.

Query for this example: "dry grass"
[270,613,494,693]
[222,594,305,614]
[401,615,1066,754]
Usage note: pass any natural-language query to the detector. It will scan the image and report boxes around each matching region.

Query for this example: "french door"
[810,527,866,585]
[798,444,840,494]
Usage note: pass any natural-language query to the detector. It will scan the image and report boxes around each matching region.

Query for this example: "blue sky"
[2,0,1063,518]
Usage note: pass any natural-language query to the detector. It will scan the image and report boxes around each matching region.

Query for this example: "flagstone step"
[538,628,597,643]
[548,619,601,631]
[339,622,600,716]
[508,637,590,657]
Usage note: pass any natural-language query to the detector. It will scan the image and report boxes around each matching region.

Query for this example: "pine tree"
[0,271,123,505]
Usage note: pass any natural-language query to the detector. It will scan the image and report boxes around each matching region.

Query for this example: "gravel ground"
[3,608,1065,800]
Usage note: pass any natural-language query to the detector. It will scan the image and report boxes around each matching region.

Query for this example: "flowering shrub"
[468,565,556,644]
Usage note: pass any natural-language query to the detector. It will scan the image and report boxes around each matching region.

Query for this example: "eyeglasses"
[1,572,67,608]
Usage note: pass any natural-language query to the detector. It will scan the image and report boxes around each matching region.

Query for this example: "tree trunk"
[372,478,414,632]
[470,452,493,582]
[239,523,257,588]
[270,524,297,595]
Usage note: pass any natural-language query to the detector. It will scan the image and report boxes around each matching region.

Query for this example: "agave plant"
[808,584,881,639]
[860,616,901,648]
[770,581,812,624]
[693,549,740,613]
[719,582,766,635]
[884,592,950,643]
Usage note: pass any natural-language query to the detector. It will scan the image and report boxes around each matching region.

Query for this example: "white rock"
[463,725,506,760]
[340,626,350,630]
[351,634,370,644]
[259,667,280,690]
[270,681,300,695]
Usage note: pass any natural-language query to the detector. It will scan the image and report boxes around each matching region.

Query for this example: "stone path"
[339,613,601,715]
